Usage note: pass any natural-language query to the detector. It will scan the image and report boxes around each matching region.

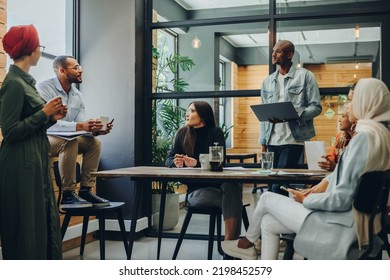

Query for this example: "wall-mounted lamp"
[355,24,360,39]
[192,34,201,49]
[355,62,359,69]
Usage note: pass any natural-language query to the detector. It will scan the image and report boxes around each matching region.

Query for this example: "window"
[144,0,390,164]
[7,0,74,81]
[152,28,187,163]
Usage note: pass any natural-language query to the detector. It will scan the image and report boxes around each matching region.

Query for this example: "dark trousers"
[267,144,304,195]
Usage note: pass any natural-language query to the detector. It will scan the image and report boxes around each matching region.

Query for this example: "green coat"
[0,65,62,259]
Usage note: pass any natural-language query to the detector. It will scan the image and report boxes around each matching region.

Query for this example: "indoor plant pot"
[151,192,179,230]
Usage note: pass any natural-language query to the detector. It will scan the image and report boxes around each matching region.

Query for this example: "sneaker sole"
[60,203,93,209]
[91,202,111,207]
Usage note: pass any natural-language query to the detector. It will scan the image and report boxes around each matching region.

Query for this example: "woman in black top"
[165,101,242,240]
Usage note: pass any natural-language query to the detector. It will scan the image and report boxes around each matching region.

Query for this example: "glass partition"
[153,0,269,23]
[276,18,380,86]
[147,0,389,166]
[276,0,387,14]
[152,22,269,93]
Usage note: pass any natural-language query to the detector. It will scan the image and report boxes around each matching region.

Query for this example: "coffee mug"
[99,116,109,131]
[199,153,210,170]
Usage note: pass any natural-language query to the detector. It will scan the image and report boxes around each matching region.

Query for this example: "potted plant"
[151,181,182,230]
[151,45,195,163]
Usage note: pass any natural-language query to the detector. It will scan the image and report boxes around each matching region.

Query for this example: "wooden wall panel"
[306,63,371,87]
[0,0,6,11]
[228,65,268,156]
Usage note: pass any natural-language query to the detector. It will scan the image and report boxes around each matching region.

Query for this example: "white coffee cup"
[199,153,210,170]
[99,116,109,131]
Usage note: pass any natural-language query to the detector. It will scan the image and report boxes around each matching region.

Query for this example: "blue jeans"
[267,145,304,195]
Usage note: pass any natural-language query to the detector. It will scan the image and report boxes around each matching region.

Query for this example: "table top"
[92,166,328,185]
[226,153,257,157]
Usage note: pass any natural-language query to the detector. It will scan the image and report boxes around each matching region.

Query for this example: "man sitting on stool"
[37,55,112,208]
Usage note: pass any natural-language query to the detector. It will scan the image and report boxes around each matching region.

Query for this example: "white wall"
[80,0,135,168]
[79,0,136,217]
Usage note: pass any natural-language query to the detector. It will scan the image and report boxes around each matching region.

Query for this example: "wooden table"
[92,166,328,260]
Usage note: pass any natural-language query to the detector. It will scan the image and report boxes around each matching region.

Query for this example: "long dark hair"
[180,101,216,156]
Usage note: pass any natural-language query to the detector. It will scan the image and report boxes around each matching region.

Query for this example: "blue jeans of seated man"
[266,145,304,195]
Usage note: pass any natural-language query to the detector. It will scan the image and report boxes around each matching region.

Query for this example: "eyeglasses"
[38,45,45,52]
[64,65,82,71]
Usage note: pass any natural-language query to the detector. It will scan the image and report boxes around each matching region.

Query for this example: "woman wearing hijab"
[222,78,390,260]
[0,25,67,259]
[165,101,243,240]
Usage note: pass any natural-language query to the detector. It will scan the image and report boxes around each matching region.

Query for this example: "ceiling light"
[192,34,201,49]
[355,24,360,39]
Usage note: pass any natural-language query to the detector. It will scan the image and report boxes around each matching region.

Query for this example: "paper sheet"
[47,131,92,141]
[304,141,326,171]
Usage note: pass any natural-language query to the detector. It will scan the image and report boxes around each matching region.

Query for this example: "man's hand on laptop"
[268,117,286,123]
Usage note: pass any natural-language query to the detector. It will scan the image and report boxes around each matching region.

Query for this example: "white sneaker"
[221,240,257,260]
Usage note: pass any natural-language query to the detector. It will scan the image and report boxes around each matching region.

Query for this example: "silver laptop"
[250,101,299,122]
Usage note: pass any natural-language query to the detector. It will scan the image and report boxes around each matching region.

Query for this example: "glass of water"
[261,152,274,172]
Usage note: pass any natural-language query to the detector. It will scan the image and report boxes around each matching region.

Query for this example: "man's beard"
[66,74,82,84]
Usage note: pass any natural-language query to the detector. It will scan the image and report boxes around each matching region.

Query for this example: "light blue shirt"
[36,77,86,132]
[260,64,322,145]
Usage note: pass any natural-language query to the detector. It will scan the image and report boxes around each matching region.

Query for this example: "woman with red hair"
[0,25,66,259]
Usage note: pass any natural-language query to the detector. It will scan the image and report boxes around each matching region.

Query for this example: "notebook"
[250,101,299,122]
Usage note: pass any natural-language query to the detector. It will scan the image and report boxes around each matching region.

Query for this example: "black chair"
[172,197,250,260]
[282,170,390,260]
[52,161,129,260]
[60,202,129,259]
[280,233,296,260]
[353,170,390,259]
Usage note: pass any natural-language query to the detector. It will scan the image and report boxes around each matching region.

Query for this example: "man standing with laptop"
[260,40,322,194]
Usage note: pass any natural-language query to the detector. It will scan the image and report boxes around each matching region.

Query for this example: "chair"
[60,202,129,259]
[280,233,297,260]
[172,198,250,260]
[52,161,129,260]
[353,170,390,259]
[282,170,390,260]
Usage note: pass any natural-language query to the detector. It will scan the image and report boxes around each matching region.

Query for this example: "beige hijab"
[352,78,390,248]
[353,78,390,172]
